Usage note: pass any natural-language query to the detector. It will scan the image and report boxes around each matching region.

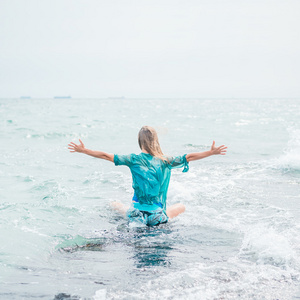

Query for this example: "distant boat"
[20,96,31,99]
[108,96,125,99]
[54,96,71,99]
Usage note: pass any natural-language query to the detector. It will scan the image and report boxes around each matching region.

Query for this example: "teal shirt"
[114,153,189,211]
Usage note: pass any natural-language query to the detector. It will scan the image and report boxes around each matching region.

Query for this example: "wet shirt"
[114,153,189,210]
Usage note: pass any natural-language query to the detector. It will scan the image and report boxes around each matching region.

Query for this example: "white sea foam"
[93,289,107,300]
[240,225,298,267]
[108,259,299,299]
[275,127,300,171]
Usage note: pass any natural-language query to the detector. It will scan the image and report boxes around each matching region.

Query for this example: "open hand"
[210,141,227,155]
[68,139,86,153]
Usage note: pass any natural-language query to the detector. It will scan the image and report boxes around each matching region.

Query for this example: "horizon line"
[0,96,300,100]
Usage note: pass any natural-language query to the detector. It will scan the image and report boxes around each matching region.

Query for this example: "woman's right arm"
[68,139,114,162]
[186,141,227,162]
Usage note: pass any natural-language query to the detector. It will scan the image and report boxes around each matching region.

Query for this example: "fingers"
[217,145,227,150]
[219,146,227,155]
[68,146,76,152]
[68,144,76,150]
[68,142,77,147]
[214,144,227,155]
[68,140,83,147]
[68,139,84,153]
[68,141,78,152]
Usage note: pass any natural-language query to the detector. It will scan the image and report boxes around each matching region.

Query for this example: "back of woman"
[68,125,227,226]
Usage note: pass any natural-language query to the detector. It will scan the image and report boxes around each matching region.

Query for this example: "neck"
[141,148,149,154]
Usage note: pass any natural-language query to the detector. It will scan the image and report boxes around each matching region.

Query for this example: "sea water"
[0,98,299,299]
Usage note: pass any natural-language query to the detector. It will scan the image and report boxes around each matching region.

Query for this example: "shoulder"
[129,153,139,160]
[114,153,136,166]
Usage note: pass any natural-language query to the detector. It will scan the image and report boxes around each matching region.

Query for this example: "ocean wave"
[183,143,209,151]
[25,132,88,140]
[107,258,300,300]
[273,127,300,172]
[239,225,299,268]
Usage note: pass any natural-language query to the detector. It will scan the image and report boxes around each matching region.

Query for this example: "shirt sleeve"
[167,154,189,173]
[114,154,132,167]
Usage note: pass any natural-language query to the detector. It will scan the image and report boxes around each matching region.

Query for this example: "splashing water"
[0,98,300,299]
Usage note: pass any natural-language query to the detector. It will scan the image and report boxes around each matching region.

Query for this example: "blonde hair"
[138,126,167,161]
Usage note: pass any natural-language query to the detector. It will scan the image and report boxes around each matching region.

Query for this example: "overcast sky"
[0,0,299,98]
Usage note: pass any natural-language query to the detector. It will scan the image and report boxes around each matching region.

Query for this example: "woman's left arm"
[68,139,114,162]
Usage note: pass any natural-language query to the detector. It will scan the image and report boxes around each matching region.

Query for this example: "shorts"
[127,207,169,227]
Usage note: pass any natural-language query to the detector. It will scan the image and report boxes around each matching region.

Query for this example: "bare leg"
[110,201,129,216]
[166,203,185,219]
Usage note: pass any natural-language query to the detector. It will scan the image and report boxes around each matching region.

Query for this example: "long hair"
[138,126,167,161]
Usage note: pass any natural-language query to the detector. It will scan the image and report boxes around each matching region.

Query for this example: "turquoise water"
[0,98,300,299]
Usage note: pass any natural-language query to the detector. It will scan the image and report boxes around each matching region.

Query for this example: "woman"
[68,126,227,226]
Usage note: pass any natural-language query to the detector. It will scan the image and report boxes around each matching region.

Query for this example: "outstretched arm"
[68,139,114,162]
[186,141,227,162]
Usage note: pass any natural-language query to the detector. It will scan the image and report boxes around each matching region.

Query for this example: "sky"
[0,0,299,98]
